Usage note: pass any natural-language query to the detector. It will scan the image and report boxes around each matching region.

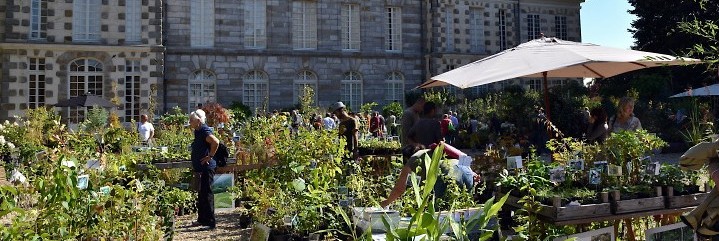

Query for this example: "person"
[138,114,155,146]
[330,102,359,160]
[378,112,386,138]
[400,96,425,146]
[380,143,481,208]
[440,114,452,141]
[370,112,381,137]
[586,107,609,144]
[189,109,219,230]
[386,114,397,137]
[679,141,719,236]
[609,97,642,133]
[290,110,303,134]
[407,101,443,147]
[448,111,460,144]
[468,115,479,151]
[322,113,336,130]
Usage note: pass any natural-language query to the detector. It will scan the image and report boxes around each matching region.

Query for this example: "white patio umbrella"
[419,37,702,119]
[670,84,719,98]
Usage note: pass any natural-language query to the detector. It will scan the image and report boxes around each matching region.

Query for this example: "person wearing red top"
[440,114,452,139]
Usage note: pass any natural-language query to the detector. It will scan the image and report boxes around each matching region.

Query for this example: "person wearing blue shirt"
[189,109,219,230]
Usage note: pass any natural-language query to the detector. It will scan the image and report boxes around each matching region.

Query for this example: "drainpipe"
[162,2,168,115]
[420,0,429,92]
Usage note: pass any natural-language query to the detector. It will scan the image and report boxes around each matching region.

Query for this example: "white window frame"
[125,0,142,43]
[242,70,269,113]
[244,0,267,49]
[292,1,318,50]
[385,7,402,52]
[124,60,141,122]
[342,72,363,111]
[29,0,46,40]
[341,4,361,51]
[294,70,318,105]
[28,57,46,109]
[527,14,541,41]
[72,0,101,42]
[191,0,214,47]
[68,58,104,123]
[555,16,567,40]
[188,70,217,111]
[445,6,454,51]
[385,72,404,104]
[470,8,485,53]
[498,9,507,50]
[526,79,542,91]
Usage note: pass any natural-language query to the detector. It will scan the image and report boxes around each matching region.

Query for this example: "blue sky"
[581,0,636,49]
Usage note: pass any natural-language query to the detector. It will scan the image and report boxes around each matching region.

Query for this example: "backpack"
[215,143,230,167]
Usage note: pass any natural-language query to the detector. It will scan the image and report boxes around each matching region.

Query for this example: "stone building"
[426,0,584,96]
[0,0,164,123]
[163,0,423,113]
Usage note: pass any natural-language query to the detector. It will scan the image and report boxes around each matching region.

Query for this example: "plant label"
[589,168,601,185]
[594,161,608,173]
[86,159,102,170]
[645,162,660,175]
[77,174,89,190]
[507,156,523,169]
[549,166,566,183]
[608,165,622,176]
[569,159,585,171]
[100,186,111,196]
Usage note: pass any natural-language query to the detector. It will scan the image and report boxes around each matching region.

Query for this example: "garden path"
[174,210,251,241]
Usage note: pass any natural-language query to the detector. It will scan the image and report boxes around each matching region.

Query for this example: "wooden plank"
[666,193,709,208]
[543,203,612,222]
[0,166,9,186]
[612,197,666,214]
[554,207,695,225]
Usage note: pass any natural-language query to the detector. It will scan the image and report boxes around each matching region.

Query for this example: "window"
[470,8,485,53]
[386,7,402,51]
[125,0,141,42]
[72,0,101,42]
[527,79,542,91]
[500,79,513,90]
[498,9,507,50]
[29,0,46,40]
[470,85,490,96]
[385,72,404,104]
[294,71,318,105]
[445,6,454,51]
[28,58,46,109]
[341,4,361,51]
[555,16,567,40]
[244,0,267,49]
[191,0,214,47]
[68,59,103,123]
[292,1,317,50]
[342,72,363,110]
[242,70,269,113]
[188,70,216,111]
[527,14,540,40]
[124,60,141,122]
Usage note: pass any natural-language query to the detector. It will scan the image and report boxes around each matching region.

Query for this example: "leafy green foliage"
[382,101,403,118]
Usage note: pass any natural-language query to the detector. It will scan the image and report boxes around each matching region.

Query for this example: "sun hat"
[329,102,346,113]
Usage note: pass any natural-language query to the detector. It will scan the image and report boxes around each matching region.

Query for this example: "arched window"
[68,58,103,123]
[243,70,269,113]
[342,71,362,110]
[188,70,216,111]
[385,72,404,104]
[294,70,318,104]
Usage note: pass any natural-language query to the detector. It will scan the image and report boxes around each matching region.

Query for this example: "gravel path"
[173,210,251,241]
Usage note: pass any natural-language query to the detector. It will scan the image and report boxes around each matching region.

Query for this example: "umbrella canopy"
[420,37,701,89]
[670,84,719,98]
[53,93,117,108]
[420,37,702,120]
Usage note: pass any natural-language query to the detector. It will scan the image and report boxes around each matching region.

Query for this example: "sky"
[580,0,637,49]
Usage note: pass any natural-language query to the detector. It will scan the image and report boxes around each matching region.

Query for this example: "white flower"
[6,142,14,150]
[0,136,5,145]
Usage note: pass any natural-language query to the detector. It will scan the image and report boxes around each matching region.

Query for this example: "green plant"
[360,102,378,114]
[382,101,403,118]
[159,106,188,128]
[82,106,109,133]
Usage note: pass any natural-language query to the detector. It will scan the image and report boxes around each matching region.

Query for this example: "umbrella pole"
[542,72,551,121]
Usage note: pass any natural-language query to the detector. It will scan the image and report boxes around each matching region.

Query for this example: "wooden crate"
[499,193,611,222]
[665,192,709,209]
[611,196,666,214]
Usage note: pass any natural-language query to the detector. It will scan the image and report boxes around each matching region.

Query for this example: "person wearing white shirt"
[323,113,337,129]
[138,114,155,146]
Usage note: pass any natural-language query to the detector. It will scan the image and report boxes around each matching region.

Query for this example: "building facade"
[426,0,583,96]
[0,0,164,122]
[0,0,583,122]
[163,0,423,113]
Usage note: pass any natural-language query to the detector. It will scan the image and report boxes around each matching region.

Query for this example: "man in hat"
[330,102,359,159]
